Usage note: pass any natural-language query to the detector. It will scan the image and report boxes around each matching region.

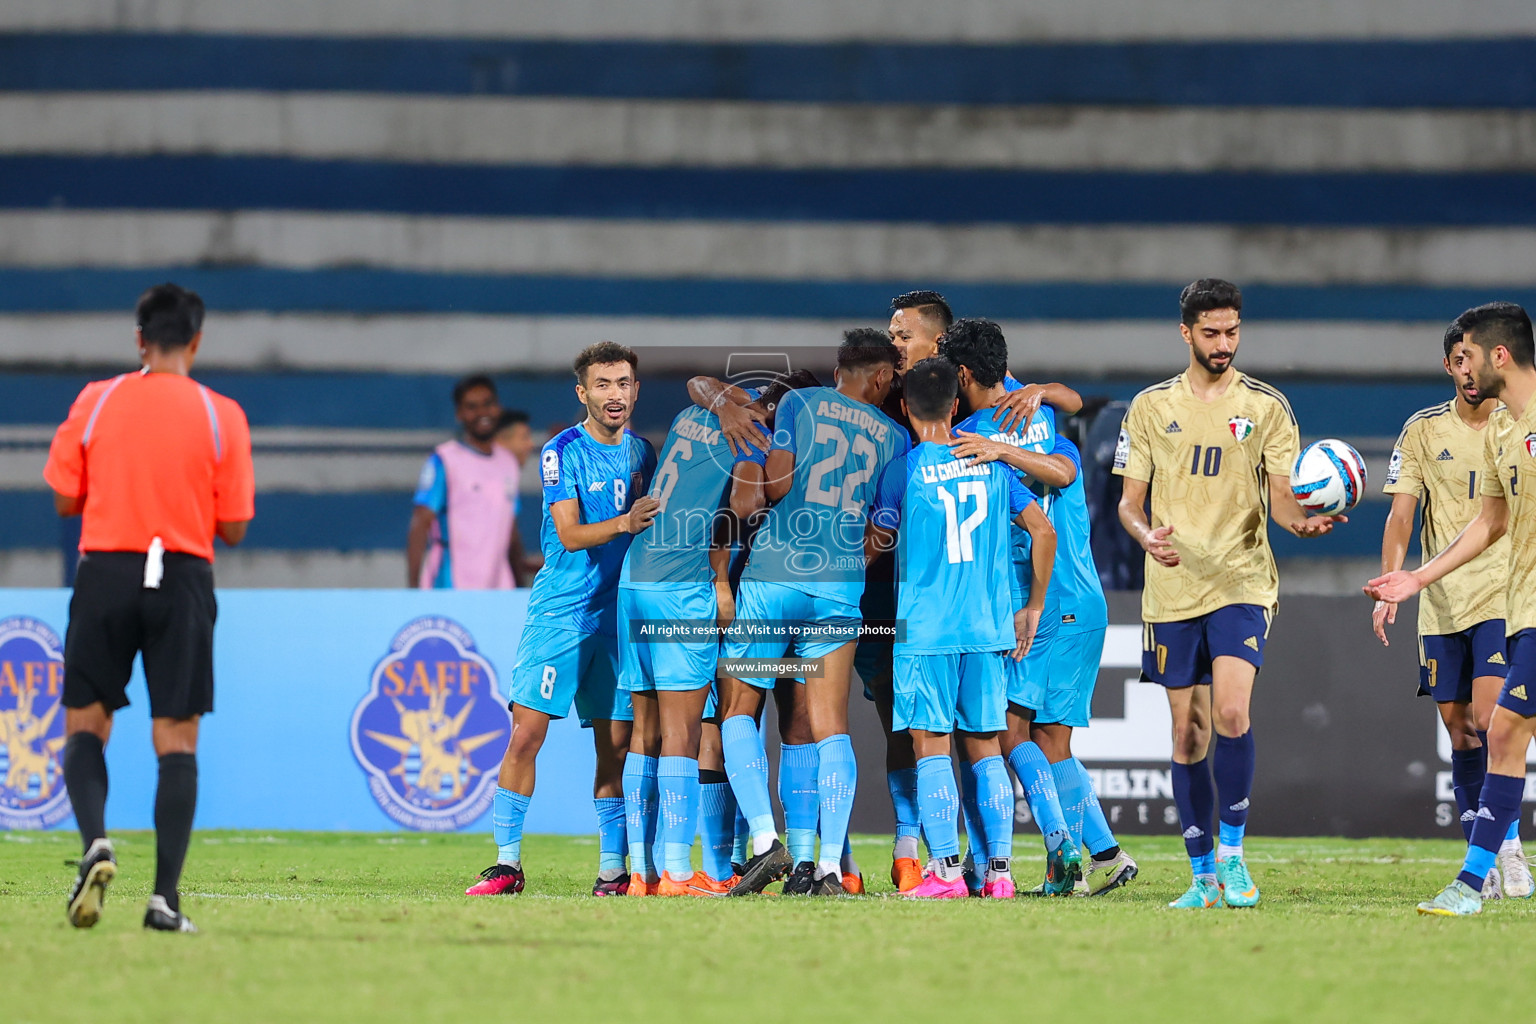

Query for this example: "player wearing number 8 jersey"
[1374,323,1528,897]
[721,329,908,895]
[466,343,657,898]
[1114,279,1344,910]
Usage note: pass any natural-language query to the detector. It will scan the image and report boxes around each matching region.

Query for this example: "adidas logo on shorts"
[1489,652,1507,665]
[1243,636,1260,651]
[1511,685,1529,701]
[1436,449,1455,461]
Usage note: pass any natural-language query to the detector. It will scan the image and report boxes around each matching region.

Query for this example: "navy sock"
[1171,758,1216,871]
[1450,747,1485,843]
[1213,731,1255,831]
[1459,773,1526,890]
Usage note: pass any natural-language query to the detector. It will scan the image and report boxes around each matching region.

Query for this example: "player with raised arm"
[865,357,1056,898]
[944,320,1137,896]
[1374,323,1529,898]
[1114,280,1343,910]
[465,343,658,897]
[721,329,909,896]
[617,380,788,896]
[1366,303,1536,917]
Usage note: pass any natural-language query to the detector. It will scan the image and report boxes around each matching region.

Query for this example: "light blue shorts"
[721,580,860,688]
[617,584,718,694]
[509,624,631,725]
[1006,608,1061,709]
[892,651,1008,735]
[1015,627,1107,728]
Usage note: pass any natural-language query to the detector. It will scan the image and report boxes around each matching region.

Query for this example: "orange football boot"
[842,872,865,895]
[657,871,731,897]
[891,857,923,893]
[628,872,659,896]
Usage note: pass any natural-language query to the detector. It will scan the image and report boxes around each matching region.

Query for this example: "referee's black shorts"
[63,550,217,719]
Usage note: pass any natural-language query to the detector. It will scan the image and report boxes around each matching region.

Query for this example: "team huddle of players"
[460,276,1536,913]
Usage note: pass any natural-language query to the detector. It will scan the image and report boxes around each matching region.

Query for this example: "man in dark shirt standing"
[44,283,255,933]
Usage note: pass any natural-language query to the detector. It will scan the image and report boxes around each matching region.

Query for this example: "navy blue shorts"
[1419,619,1508,703]
[1141,604,1271,689]
[1496,629,1536,718]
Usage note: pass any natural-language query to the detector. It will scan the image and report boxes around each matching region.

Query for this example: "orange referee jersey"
[44,370,255,561]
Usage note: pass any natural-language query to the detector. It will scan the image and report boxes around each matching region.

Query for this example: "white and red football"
[1290,439,1367,517]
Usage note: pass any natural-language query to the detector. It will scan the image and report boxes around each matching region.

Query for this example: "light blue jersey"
[954,402,1058,610]
[1043,436,1109,633]
[870,441,1035,654]
[622,404,764,588]
[527,423,656,635]
[741,386,908,604]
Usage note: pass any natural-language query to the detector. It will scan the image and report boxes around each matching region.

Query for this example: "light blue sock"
[960,759,986,868]
[1218,820,1246,853]
[1050,758,1087,849]
[722,715,776,847]
[658,756,700,877]
[887,768,920,840]
[732,807,749,865]
[594,796,627,874]
[779,742,819,864]
[974,756,1015,861]
[1008,741,1068,853]
[915,755,960,860]
[623,752,658,876]
[815,734,858,874]
[493,787,530,865]
[1074,759,1117,857]
[700,779,736,881]
[1507,819,1522,843]
[1194,850,1216,880]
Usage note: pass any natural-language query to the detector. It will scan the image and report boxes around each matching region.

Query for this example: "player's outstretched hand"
[946,431,1009,466]
[1291,513,1348,537]
[994,385,1045,434]
[1364,569,1424,605]
[625,495,661,534]
[1144,524,1180,567]
[717,402,770,458]
[1371,600,1397,646]
[1013,608,1040,660]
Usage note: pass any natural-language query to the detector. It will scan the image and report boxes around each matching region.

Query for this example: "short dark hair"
[497,409,530,431]
[937,318,1009,388]
[837,328,900,371]
[1457,302,1535,368]
[1443,321,1465,360]
[755,368,823,412]
[573,341,639,384]
[903,357,959,421]
[135,282,205,350]
[891,290,954,330]
[1179,278,1243,328]
[453,374,497,407]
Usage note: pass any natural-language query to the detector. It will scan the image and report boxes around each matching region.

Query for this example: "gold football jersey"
[1482,401,1536,635]
[1383,401,1509,635]
[1113,371,1301,623]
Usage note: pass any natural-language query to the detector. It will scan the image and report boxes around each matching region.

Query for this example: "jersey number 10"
[1189,444,1223,477]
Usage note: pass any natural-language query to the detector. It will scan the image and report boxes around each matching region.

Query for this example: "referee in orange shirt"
[44,283,254,933]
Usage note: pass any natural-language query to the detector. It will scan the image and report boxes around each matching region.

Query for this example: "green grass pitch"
[2,831,1531,1023]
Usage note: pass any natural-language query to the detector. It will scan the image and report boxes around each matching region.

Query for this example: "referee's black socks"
[154,753,198,914]
[62,732,109,853]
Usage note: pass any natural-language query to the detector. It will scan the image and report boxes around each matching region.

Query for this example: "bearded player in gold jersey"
[1374,322,1531,899]
[1114,279,1345,910]
[1368,302,1536,917]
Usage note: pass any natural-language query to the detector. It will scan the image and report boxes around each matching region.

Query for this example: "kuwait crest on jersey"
[1525,433,1536,459]
[350,617,511,831]
[0,616,71,830]
[1229,417,1255,442]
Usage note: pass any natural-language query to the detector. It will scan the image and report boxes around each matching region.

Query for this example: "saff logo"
[0,617,70,830]
[350,617,510,831]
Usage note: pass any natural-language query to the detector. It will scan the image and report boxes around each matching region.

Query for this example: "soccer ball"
[1290,439,1367,517]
